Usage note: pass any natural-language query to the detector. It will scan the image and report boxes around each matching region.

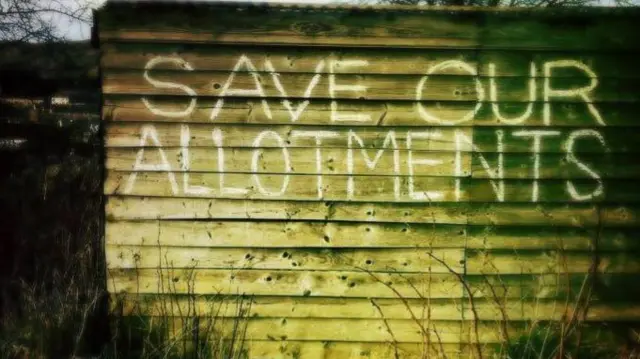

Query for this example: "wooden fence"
[98,2,640,358]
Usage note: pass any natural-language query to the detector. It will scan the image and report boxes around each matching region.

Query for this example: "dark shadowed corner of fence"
[0,119,111,358]
[0,116,254,359]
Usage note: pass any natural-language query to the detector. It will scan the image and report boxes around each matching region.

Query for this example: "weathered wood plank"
[112,295,466,320]
[126,315,626,345]
[482,51,640,79]
[97,2,640,50]
[164,317,467,343]
[466,273,587,300]
[104,97,640,127]
[469,226,640,251]
[107,245,639,275]
[97,4,486,48]
[471,273,640,304]
[168,340,469,359]
[596,228,640,251]
[105,197,471,223]
[100,44,479,74]
[108,270,606,302]
[105,123,471,151]
[472,127,636,154]
[104,123,638,154]
[228,341,467,359]
[125,316,624,345]
[106,147,469,177]
[106,220,468,248]
[482,10,640,51]
[105,171,465,202]
[470,300,640,322]
[108,268,463,299]
[470,179,640,203]
[109,316,636,345]
[100,43,640,79]
[100,30,480,49]
[259,341,465,359]
[469,225,597,250]
[466,203,598,226]
[106,246,465,273]
[105,171,639,203]
[106,220,639,251]
[112,294,640,322]
[471,153,640,180]
[590,274,640,302]
[105,197,599,226]
[103,71,483,101]
[106,147,639,180]
[600,205,640,227]
[465,250,640,275]
[102,70,640,103]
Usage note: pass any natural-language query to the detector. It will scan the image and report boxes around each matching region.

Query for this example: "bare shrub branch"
[0,0,92,42]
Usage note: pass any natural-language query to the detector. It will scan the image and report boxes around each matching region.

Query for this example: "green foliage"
[498,322,632,359]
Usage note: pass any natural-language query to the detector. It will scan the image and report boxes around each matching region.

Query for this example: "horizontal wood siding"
[98,3,640,357]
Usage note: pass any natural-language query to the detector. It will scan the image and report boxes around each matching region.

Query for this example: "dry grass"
[359,249,640,359]
[0,142,107,358]
[0,125,250,359]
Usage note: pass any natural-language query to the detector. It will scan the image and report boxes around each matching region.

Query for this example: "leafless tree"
[0,0,92,42]
[0,0,98,124]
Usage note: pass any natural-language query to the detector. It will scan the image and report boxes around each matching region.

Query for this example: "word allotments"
[118,55,610,203]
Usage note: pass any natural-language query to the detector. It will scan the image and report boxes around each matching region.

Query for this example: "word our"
[141,56,606,126]
[123,125,608,203]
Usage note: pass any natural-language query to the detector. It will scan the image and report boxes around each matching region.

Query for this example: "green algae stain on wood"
[97,2,640,357]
